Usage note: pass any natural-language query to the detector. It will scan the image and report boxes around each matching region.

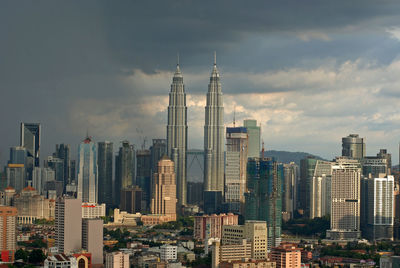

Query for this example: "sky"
[1,0,400,166]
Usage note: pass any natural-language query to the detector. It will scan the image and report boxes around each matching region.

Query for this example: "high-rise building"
[77,136,98,203]
[270,243,301,268]
[245,157,282,248]
[6,164,26,192]
[46,156,65,186]
[82,218,103,265]
[326,158,361,240]
[225,127,248,214]
[187,182,203,205]
[54,144,71,186]
[70,160,76,182]
[204,56,225,207]
[150,139,167,174]
[243,120,260,158]
[115,141,135,206]
[377,149,392,175]
[167,63,188,209]
[282,162,298,221]
[299,156,318,218]
[120,186,143,214]
[362,149,392,178]
[0,206,17,262]
[194,213,238,241]
[20,123,41,172]
[98,141,113,208]
[136,149,151,210]
[55,197,82,254]
[32,167,55,195]
[9,146,27,165]
[150,156,177,220]
[106,252,130,268]
[310,160,333,219]
[342,134,366,159]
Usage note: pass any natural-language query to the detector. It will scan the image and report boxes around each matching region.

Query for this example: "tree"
[28,249,46,264]
[14,249,28,262]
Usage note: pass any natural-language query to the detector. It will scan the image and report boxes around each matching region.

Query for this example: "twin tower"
[166,55,224,208]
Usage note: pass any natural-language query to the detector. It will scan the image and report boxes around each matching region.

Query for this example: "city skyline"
[2,1,400,166]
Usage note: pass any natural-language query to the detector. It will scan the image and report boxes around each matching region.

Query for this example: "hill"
[264,150,326,166]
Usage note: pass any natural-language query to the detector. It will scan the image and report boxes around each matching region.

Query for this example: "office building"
[310,160,333,219]
[70,160,76,182]
[377,149,392,175]
[113,208,142,226]
[160,244,177,261]
[6,164,26,192]
[46,156,65,185]
[326,158,361,240]
[54,144,71,186]
[98,141,113,208]
[222,221,268,260]
[82,218,103,265]
[9,146,27,165]
[270,243,301,268]
[243,120,260,158]
[2,187,16,206]
[44,254,78,268]
[150,139,167,174]
[282,162,298,220]
[20,123,41,175]
[136,149,151,210]
[77,136,98,203]
[225,127,248,214]
[0,206,17,261]
[187,182,203,205]
[106,252,130,268]
[150,156,177,221]
[120,186,143,213]
[212,240,252,268]
[299,157,317,218]
[115,141,135,206]
[342,134,365,159]
[187,149,204,183]
[81,203,106,219]
[245,158,282,248]
[167,62,188,209]
[45,180,64,198]
[32,167,55,195]
[204,56,225,208]
[364,175,394,241]
[362,149,392,178]
[55,197,82,254]
[194,213,238,240]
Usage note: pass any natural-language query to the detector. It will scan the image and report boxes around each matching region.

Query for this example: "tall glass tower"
[167,62,188,208]
[77,136,98,203]
[204,55,224,198]
[98,141,113,207]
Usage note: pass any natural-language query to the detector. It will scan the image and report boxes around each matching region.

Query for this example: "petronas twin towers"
[167,55,224,208]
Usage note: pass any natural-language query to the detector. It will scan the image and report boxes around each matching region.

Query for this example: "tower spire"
[177,52,180,66]
[233,105,236,127]
[214,51,217,65]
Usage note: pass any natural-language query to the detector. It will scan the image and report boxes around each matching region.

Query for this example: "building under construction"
[245,157,283,249]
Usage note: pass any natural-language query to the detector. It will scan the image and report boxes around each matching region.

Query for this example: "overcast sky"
[1,0,400,166]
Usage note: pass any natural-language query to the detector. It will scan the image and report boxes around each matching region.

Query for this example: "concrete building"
[222,221,268,260]
[212,240,252,268]
[220,260,275,268]
[282,162,298,221]
[6,163,26,193]
[160,245,177,261]
[167,62,188,208]
[1,187,16,206]
[194,213,238,240]
[81,203,106,219]
[32,167,55,195]
[299,157,317,218]
[0,206,17,261]
[342,134,365,159]
[120,186,143,214]
[82,218,103,265]
[98,141,113,208]
[243,119,260,158]
[204,55,225,212]
[310,160,333,219]
[115,141,135,206]
[113,208,141,226]
[326,158,361,240]
[106,252,130,268]
[150,156,177,221]
[77,136,98,203]
[55,197,82,254]
[225,127,248,214]
[9,146,27,165]
[46,156,65,186]
[44,254,78,268]
[270,243,301,268]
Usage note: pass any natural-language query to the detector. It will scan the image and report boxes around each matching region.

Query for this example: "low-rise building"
[160,245,177,261]
[194,213,238,240]
[106,252,130,268]
[212,240,252,268]
[270,243,301,268]
[220,259,276,268]
[82,203,106,219]
[112,209,141,226]
[44,254,78,268]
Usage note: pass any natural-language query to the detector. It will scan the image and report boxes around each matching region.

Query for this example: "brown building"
[120,186,143,213]
[194,213,238,240]
[0,206,17,261]
[270,243,301,268]
[150,156,177,221]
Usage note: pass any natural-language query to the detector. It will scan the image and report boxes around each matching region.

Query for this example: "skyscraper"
[167,62,188,208]
[20,123,41,178]
[9,146,27,165]
[136,149,151,210]
[6,164,26,193]
[282,162,298,221]
[224,127,248,214]
[150,139,167,174]
[151,156,177,220]
[299,156,318,218]
[0,206,17,262]
[204,55,224,203]
[327,157,361,240]
[54,144,71,185]
[342,134,366,159]
[46,156,64,185]
[310,160,333,219]
[115,141,135,206]
[77,136,98,203]
[243,120,260,158]
[245,157,283,248]
[98,141,113,208]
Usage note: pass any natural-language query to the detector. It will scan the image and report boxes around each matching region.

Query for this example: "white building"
[44,254,78,268]
[160,245,177,261]
[310,160,333,219]
[82,203,106,218]
[113,208,141,225]
[106,252,130,268]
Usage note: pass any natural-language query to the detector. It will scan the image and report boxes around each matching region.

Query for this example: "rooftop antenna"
[177,52,180,66]
[214,51,217,65]
[262,140,265,159]
[233,105,236,127]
